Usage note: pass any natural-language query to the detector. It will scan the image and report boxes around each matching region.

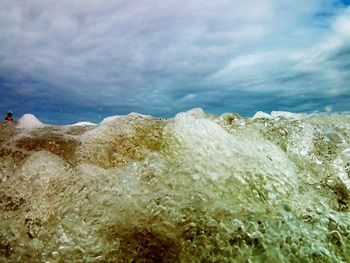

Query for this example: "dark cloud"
[0,1,350,123]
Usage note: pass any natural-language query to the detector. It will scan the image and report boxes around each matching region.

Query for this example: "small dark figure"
[4,111,14,122]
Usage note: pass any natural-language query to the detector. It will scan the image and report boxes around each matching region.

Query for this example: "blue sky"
[0,0,350,124]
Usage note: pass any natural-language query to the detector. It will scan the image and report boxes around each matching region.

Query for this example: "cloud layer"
[0,0,349,123]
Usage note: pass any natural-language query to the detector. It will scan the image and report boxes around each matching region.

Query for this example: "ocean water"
[1,109,350,262]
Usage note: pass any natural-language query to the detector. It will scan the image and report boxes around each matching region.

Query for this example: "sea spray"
[0,109,350,262]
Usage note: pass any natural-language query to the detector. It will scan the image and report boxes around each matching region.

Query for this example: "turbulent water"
[1,109,350,262]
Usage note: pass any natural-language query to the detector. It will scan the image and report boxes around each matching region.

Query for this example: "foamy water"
[1,109,350,262]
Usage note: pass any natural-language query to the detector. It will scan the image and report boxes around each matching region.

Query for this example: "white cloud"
[213,53,270,78]
[181,93,197,101]
[333,7,350,37]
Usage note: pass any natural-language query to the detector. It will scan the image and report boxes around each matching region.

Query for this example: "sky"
[0,0,350,124]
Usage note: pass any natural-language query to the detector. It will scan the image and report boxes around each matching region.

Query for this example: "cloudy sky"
[1,0,350,124]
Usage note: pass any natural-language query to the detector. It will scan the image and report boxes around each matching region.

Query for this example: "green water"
[1,109,350,262]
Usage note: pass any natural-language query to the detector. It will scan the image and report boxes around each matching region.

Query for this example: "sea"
[1,108,350,262]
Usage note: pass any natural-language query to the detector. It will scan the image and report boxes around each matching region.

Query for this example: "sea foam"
[1,109,350,262]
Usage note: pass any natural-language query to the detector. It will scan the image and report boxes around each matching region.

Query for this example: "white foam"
[17,113,45,129]
[165,110,297,199]
[69,121,97,126]
[16,151,69,188]
[251,111,273,120]
[271,111,304,120]
[100,115,121,125]
[99,112,152,125]
[288,122,315,157]
[128,112,151,118]
[181,108,206,118]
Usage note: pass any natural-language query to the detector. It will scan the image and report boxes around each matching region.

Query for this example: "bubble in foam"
[0,109,350,262]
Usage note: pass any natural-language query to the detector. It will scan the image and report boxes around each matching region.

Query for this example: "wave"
[1,108,350,262]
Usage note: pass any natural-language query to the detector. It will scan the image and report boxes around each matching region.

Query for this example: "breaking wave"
[1,109,350,262]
